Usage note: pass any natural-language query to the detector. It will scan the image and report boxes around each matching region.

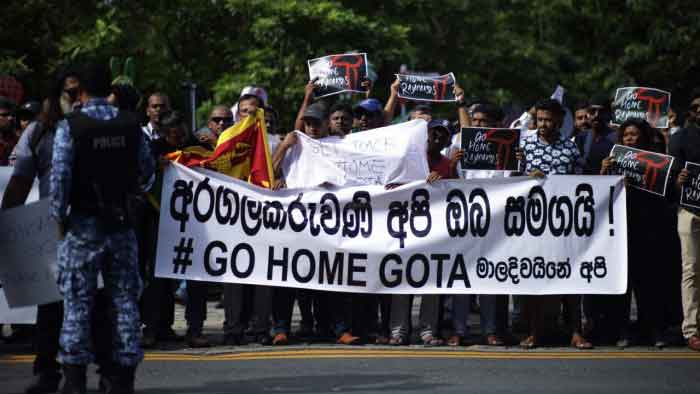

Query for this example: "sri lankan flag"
[167,108,275,188]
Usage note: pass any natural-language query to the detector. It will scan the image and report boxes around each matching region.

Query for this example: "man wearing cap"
[0,96,18,165]
[17,101,41,133]
[352,98,384,132]
[388,119,455,346]
[271,103,360,346]
[232,86,267,124]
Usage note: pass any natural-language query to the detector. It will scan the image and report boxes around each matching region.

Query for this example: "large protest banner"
[283,119,430,188]
[0,199,61,307]
[460,127,520,171]
[155,163,627,295]
[308,53,368,98]
[612,87,671,129]
[681,161,700,209]
[396,73,456,102]
[610,145,674,196]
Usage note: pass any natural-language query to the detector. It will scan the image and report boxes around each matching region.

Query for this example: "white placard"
[0,199,61,307]
[283,119,430,188]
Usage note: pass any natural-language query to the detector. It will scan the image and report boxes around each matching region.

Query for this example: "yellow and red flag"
[167,108,275,188]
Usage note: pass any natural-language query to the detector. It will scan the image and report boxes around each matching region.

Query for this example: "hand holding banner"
[612,87,671,128]
[610,144,674,196]
[460,128,520,171]
[308,53,369,98]
[396,73,456,102]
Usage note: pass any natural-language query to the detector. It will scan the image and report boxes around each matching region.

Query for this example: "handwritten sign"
[283,119,429,188]
[396,73,456,102]
[681,162,700,209]
[308,53,368,98]
[612,87,671,128]
[0,199,61,307]
[460,127,520,171]
[610,145,674,196]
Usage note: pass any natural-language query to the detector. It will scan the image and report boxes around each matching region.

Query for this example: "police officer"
[49,63,154,394]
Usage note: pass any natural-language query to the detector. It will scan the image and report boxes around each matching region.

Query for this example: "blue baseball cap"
[353,98,383,117]
[428,118,453,135]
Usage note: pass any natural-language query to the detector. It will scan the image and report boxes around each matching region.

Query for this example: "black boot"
[61,364,86,394]
[25,371,61,394]
[106,365,136,394]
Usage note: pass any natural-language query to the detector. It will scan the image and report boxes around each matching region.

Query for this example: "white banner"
[0,198,61,307]
[155,164,628,295]
[283,119,430,188]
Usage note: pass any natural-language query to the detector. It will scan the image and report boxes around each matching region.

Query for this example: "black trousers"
[223,284,272,336]
[33,291,112,375]
[137,200,175,335]
[185,280,208,335]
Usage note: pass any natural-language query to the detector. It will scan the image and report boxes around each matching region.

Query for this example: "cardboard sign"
[0,290,36,324]
[0,199,61,307]
[396,73,456,102]
[681,161,700,209]
[610,145,674,196]
[612,87,671,128]
[308,53,368,98]
[460,127,520,170]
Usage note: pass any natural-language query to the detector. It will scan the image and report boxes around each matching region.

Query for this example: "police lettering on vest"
[67,112,141,219]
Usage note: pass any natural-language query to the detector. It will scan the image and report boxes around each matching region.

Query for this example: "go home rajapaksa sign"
[308,53,369,98]
[460,127,520,171]
[610,144,674,196]
[396,73,457,102]
[612,87,671,129]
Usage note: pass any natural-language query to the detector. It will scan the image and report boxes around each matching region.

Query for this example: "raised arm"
[384,78,400,125]
[294,79,317,132]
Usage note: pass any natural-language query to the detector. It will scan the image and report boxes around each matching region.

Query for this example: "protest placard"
[460,127,520,171]
[308,53,368,98]
[0,199,61,307]
[0,167,39,203]
[283,119,430,188]
[612,87,671,129]
[155,163,627,295]
[396,73,456,102]
[681,161,700,209]
[0,290,36,324]
[610,144,674,196]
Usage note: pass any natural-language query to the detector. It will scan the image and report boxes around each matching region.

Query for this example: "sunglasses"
[210,117,233,124]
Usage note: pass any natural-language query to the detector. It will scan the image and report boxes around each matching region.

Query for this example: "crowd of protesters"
[1,63,699,393]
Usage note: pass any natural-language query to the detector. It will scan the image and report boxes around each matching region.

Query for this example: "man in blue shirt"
[50,63,154,394]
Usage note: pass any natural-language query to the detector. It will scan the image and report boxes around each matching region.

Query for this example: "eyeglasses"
[0,112,14,118]
[210,117,233,124]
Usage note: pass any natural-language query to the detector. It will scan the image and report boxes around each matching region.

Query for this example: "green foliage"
[2,0,700,125]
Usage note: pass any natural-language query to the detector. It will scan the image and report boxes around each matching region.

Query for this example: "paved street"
[2,301,699,393]
[2,347,699,394]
